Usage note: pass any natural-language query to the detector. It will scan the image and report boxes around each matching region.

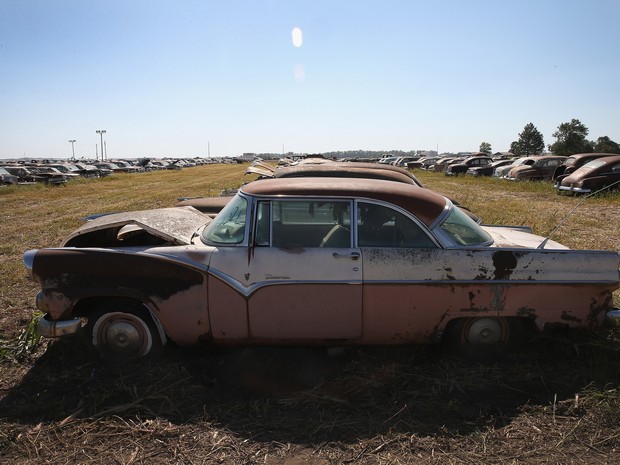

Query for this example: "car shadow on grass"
[1,328,619,444]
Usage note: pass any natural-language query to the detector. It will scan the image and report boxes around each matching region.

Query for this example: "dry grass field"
[1,163,619,464]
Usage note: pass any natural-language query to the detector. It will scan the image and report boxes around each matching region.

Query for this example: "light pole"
[96,130,106,161]
[68,139,76,160]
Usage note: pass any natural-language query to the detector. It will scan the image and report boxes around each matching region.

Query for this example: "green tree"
[548,118,594,155]
[510,123,545,156]
[593,136,620,154]
[479,142,492,154]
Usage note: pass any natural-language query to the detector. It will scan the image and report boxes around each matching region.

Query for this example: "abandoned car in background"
[552,153,618,187]
[504,155,567,181]
[177,160,479,222]
[557,155,620,194]
[24,177,620,361]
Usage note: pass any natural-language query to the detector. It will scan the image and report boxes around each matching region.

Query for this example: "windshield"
[201,194,248,244]
[439,207,493,246]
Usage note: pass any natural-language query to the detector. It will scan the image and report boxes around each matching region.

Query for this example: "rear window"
[581,159,607,170]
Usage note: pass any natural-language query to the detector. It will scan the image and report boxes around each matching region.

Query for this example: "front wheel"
[445,317,523,361]
[88,302,163,362]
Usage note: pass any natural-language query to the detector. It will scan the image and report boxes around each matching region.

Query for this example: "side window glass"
[357,202,436,248]
[271,200,351,248]
[254,201,270,246]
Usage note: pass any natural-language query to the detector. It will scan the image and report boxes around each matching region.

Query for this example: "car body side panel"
[207,246,363,341]
[361,282,615,344]
[207,275,250,340]
[248,283,362,339]
[360,248,619,341]
[31,248,210,345]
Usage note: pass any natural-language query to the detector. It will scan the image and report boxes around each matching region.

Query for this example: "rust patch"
[492,251,519,280]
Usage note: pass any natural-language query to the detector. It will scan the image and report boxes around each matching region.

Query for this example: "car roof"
[272,162,422,186]
[241,177,447,226]
[566,153,618,161]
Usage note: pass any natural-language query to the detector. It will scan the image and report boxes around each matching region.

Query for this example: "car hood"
[483,225,568,249]
[62,206,211,247]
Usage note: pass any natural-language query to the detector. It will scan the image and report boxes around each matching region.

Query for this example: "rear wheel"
[445,317,523,361]
[88,302,163,361]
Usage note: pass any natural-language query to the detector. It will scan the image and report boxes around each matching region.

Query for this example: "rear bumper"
[38,314,82,338]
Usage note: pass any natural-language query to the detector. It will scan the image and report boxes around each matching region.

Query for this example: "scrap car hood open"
[62,206,210,247]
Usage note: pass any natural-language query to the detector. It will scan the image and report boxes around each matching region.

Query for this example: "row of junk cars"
[0,158,216,187]
[390,152,620,194]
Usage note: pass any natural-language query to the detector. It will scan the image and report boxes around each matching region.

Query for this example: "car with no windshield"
[24,177,619,361]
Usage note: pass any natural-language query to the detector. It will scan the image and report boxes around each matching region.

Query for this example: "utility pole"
[69,139,76,160]
[96,130,106,161]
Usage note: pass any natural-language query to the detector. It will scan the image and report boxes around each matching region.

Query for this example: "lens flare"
[292,27,303,48]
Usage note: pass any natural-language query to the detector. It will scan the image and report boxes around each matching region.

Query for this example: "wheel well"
[442,316,537,341]
[74,297,167,345]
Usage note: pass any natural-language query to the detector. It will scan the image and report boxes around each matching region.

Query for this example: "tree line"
[481,119,620,156]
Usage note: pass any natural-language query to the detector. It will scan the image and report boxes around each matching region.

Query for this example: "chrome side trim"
[207,267,362,298]
[362,279,619,286]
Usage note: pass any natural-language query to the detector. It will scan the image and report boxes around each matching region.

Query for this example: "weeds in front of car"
[0,311,44,362]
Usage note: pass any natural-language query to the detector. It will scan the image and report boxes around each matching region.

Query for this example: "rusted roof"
[241,177,446,226]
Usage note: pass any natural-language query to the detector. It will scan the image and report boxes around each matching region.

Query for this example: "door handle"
[333,251,360,260]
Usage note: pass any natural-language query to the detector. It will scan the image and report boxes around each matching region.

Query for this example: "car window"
[257,199,352,248]
[582,159,606,170]
[357,202,436,248]
[201,194,248,244]
[439,207,492,246]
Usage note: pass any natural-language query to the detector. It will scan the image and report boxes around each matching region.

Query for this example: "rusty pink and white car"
[24,177,620,361]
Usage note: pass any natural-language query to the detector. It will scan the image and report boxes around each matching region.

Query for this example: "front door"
[209,198,362,341]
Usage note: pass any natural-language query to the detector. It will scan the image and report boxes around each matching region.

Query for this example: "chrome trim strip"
[362,279,619,286]
[207,267,362,298]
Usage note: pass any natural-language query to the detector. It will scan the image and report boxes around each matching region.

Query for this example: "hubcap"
[105,321,142,353]
[466,318,503,345]
[93,312,152,357]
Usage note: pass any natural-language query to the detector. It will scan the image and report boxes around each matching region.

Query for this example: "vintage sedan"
[444,156,493,176]
[467,159,513,177]
[553,153,619,187]
[504,155,567,181]
[0,167,19,186]
[24,178,619,361]
[557,155,620,194]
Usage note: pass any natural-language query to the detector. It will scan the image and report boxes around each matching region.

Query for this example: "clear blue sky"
[1,0,619,159]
